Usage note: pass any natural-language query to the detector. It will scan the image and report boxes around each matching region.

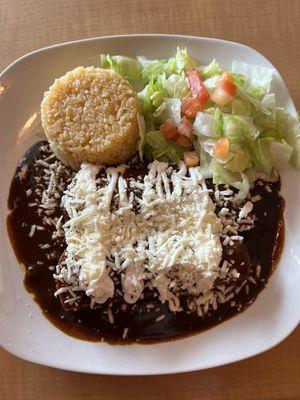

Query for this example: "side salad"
[101,48,300,202]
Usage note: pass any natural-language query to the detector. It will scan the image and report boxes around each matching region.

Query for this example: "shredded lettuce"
[100,54,142,81]
[268,140,293,170]
[137,73,189,119]
[223,115,260,143]
[137,113,146,160]
[137,82,155,116]
[166,47,198,75]
[163,74,190,98]
[238,89,272,115]
[213,108,224,137]
[232,60,274,97]
[231,99,252,116]
[144,131,185,163]
[225,151,251,173]
[212,161,250,203]
[137,47,197,81]
[153,98,181,125]
[202,59,222,80]
[203,75,220,90]
[100,48,300,200]
[262,93,276,109]
[233,173,250,204]
[193,112,214,137]
[211,160,241,188]
[274,108,300,168]
[140,60,166,81]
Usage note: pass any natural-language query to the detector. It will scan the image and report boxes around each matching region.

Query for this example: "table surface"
[0,0,299,399]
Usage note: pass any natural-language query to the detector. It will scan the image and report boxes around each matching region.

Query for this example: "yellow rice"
[41,66,139,169]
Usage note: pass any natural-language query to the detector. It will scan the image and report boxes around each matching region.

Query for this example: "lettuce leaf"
[212,160,250,203]
[213,108,224,137]
[140,60,166,81]
[137,113,146,160]
[223,115,260,144]
[231,99,252,116]
[203,75,220,90]
[138,81,156,116]
[202,59,222,79]
[138,47,197,81]
[100,54,142,81]
[137,73,189,118]
[224,151,251,173]
[232,60,274,97]
[194,141,213,179]
[274,109,300,168]
[251,137,273,174]
[193,112,214,137]
[231,61,275,118]
[144,131,185,163]
[237,89,272,115]
[268,140,293,170]
[153,98,181,125]
[165,47,197,75]
[163,73,190,98]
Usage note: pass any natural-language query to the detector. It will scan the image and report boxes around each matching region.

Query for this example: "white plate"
[0,34,299,375]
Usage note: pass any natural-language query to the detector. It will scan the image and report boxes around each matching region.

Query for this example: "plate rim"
[0,33,283,79]
[0,33,299,375]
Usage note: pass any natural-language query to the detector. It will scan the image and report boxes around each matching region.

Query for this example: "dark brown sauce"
[7,141,285,344]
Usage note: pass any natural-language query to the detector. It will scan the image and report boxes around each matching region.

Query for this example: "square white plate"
[0,34,299,375]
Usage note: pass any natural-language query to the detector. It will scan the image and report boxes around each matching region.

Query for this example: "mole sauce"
[7,141,284,343]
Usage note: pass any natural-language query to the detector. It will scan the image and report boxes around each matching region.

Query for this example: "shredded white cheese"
[58,161,223,310]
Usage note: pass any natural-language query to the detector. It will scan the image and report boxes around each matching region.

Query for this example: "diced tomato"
[177,117,193,138]
[220,78,237,97]
[187,69,210,104]
[197,85,211,104]
[213,72,237,105]
[212,87,234,107]
[218,72,234,84]
[184,151,199,167]
[160,120,178,140]
[181,97,203,118]
[187,69,203,97]
[175,134,193,148]
[213,138,229,160]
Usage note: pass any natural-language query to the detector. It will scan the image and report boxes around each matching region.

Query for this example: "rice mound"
[41,66,139,169]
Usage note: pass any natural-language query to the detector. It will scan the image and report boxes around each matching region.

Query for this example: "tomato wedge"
[177,117,193,138]
[175,134,193,148]
[181,97,203,118]
[160,120,178,140]
[213,138,229,160]
[184,151,199,167]
[187,69,210,104]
